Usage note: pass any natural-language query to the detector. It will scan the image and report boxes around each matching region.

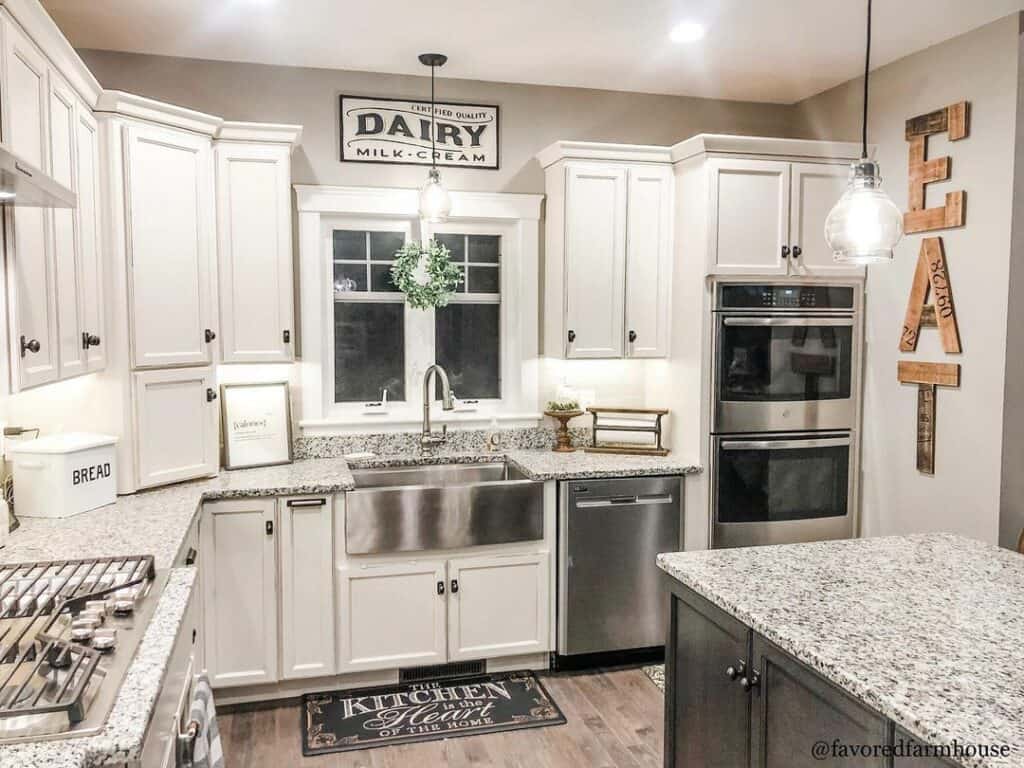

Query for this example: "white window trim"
[296,185,542,433]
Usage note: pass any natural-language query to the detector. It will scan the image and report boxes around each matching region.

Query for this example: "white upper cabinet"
[708,158,791,275]
[124,123,215,369]
[788,162,860,276]
[75,107,105,372]
[215,142,294,363]
[625,166,673,358]
[48,73,84,379]
[540,143,674,360]
[133,366,218,488]
[563,163,627,358]
[1,16,48,169]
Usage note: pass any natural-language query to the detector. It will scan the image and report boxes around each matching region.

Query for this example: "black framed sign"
[340,95,499,169]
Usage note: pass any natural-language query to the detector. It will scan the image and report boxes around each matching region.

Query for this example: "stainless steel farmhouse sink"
[345,462,544,555]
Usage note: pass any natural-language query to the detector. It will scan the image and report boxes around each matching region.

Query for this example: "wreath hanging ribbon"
[390,239,464,310]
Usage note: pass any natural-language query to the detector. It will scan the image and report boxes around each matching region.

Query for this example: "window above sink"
[295,185,543,433]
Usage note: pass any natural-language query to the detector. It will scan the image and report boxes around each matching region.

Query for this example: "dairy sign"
[340,95,499,169]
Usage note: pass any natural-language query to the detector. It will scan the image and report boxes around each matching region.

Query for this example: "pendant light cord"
[430,62,437,170]
[861,0,871,158]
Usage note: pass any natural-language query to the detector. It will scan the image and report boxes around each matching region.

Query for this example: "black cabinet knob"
[781,245,791,259]
[437,581,445,595]
[451,579,459,594]
[726,660,746,681]
[185,547,197,566]
[265,520,274,536]
[567,330,576,343]
[740,671,761,692]
[206,388,218,402]
[20,336,40,357]
[792,245,803,259]
[282,329,291,344]
[628,330,637,343]
[205,329,217,343]
[82,332,101,349]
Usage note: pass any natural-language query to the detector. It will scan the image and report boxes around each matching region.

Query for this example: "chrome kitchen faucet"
[421,364,455,447]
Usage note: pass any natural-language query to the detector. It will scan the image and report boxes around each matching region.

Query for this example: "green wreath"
[390,239,463,310]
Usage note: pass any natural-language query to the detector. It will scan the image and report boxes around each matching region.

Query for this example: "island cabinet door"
[749,633,888,767]
[336,560,448,673]
[447,552,550,661]
[666,584,752,768]
[892,728,960,767]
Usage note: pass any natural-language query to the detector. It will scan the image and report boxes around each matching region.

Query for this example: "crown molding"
[95,90,224,136]
[670,133,868,164]
[294,184,543,221]
[217,121,303,145]
[536,140,672,168]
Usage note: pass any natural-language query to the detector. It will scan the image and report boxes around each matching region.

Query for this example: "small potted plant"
[544,399,583,453]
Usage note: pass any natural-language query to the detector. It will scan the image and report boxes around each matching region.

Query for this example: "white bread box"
[8,433,118,518]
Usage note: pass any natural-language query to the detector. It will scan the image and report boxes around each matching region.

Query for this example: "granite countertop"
[0,568,197,768]
[657,533,1024,768]
[505,449,700,480]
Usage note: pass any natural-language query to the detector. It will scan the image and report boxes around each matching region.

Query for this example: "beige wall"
[792,14,1022,544]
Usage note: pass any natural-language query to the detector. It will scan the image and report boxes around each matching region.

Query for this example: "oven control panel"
[717,284,856,311]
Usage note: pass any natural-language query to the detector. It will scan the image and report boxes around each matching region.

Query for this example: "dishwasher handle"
[575,494,674,508]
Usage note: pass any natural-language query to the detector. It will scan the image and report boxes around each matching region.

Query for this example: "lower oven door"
[712,432,854,549]
[714,315,856,433]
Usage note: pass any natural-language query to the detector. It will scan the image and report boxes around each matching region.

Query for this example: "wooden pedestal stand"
[544,410,583,452]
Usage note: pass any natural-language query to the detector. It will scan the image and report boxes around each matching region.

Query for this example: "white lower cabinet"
[448,552,550,661]
[201,499,278,688]
[133,367,218,488]
[279,496,335,679]
[337,560,448,673]
[338,551,551,673]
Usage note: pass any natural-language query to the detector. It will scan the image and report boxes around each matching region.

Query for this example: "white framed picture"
[221,382,293,470]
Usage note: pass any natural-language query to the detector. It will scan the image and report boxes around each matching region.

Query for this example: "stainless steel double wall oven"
[711,280,862,549]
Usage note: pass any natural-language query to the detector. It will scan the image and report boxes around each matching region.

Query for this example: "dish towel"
[188,674,224,768]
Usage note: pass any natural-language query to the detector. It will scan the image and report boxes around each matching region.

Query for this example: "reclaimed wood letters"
[904,101,968,234]
[900,237,961,353]
[897,361,961,474]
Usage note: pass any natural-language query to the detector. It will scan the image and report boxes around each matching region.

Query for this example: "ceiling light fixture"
[824,0,903,265]
[417,52,452,224]
[669,21,705,44]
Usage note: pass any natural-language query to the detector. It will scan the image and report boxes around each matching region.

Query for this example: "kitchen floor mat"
[301,671,566,755]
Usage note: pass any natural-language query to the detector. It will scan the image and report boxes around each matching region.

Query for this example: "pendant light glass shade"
[825,159,903,264]
[419,167,452,223]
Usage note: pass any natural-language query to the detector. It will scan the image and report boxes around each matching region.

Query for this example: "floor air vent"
[399,660,485,683]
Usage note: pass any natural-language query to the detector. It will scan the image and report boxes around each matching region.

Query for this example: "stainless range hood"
[0,142,75,208]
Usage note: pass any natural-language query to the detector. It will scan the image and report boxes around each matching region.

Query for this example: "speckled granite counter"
[505,449,700,480]
[658,533,1024,768]
[0,568,197,768]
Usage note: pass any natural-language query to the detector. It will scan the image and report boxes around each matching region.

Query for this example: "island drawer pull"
[286,498,327,507]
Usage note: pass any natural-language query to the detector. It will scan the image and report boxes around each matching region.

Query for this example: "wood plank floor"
[220,667,664,768]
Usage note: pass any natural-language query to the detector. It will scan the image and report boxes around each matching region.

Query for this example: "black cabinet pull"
[286,498,326,508]
[81,332,101,349]
[567,330,576,343]
[792,245,803,260]
[205,329,217,343]
[781,245,791,259]
[185,547,197,566]
[450,579,459,594]
[283,329,291,343]
[265,520,274,536]
[726,660,746,681]
[437,581,445,595]
[628,330,637,343]
[740,671,761,692]
[206,388,217,402]
[20,336,40,357]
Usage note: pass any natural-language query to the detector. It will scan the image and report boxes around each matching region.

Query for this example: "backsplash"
[295,426,592,459]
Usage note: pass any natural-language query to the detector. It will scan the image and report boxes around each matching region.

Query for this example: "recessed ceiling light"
[670,21,705,43]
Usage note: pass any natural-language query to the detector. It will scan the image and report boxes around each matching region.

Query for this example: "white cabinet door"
[49,74,85,379]
[337,560,448,673]
[133,367,218,489]
[279,496,335,680]
[2,18,57,389]
[215,142,294,363]
[76,106,106,372]
[625,166,673,358]
[707,158,790,275]
[563,163,627,358]
[447,553,550,661]
[124,123,215,368]
[201,499,278,688]
[789,162,864,277]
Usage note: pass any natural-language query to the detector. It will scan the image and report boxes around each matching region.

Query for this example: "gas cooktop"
[0,554,162,744]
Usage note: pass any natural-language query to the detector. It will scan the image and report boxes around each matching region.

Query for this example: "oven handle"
[722,317,854,327]
[720,437,851,451]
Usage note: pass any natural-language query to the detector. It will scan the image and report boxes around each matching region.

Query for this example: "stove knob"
[92,629,117,652]
[80,608,105,625]
[85,600,109,618]
[71,624,95,642]
[112,596,135,615]
[73,615,101,630]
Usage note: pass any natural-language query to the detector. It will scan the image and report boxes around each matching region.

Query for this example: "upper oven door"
[714,315,856,433]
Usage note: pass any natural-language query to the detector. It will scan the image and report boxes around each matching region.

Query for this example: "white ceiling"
[40,0,1024,103]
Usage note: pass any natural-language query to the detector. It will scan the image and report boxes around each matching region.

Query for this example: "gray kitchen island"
[658,533,1024,768]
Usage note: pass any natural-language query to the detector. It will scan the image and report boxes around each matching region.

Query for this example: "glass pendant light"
[824,0,903,264]
[418,53,452,223]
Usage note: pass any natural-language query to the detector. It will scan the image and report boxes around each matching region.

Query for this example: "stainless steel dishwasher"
[557,475,682,657]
